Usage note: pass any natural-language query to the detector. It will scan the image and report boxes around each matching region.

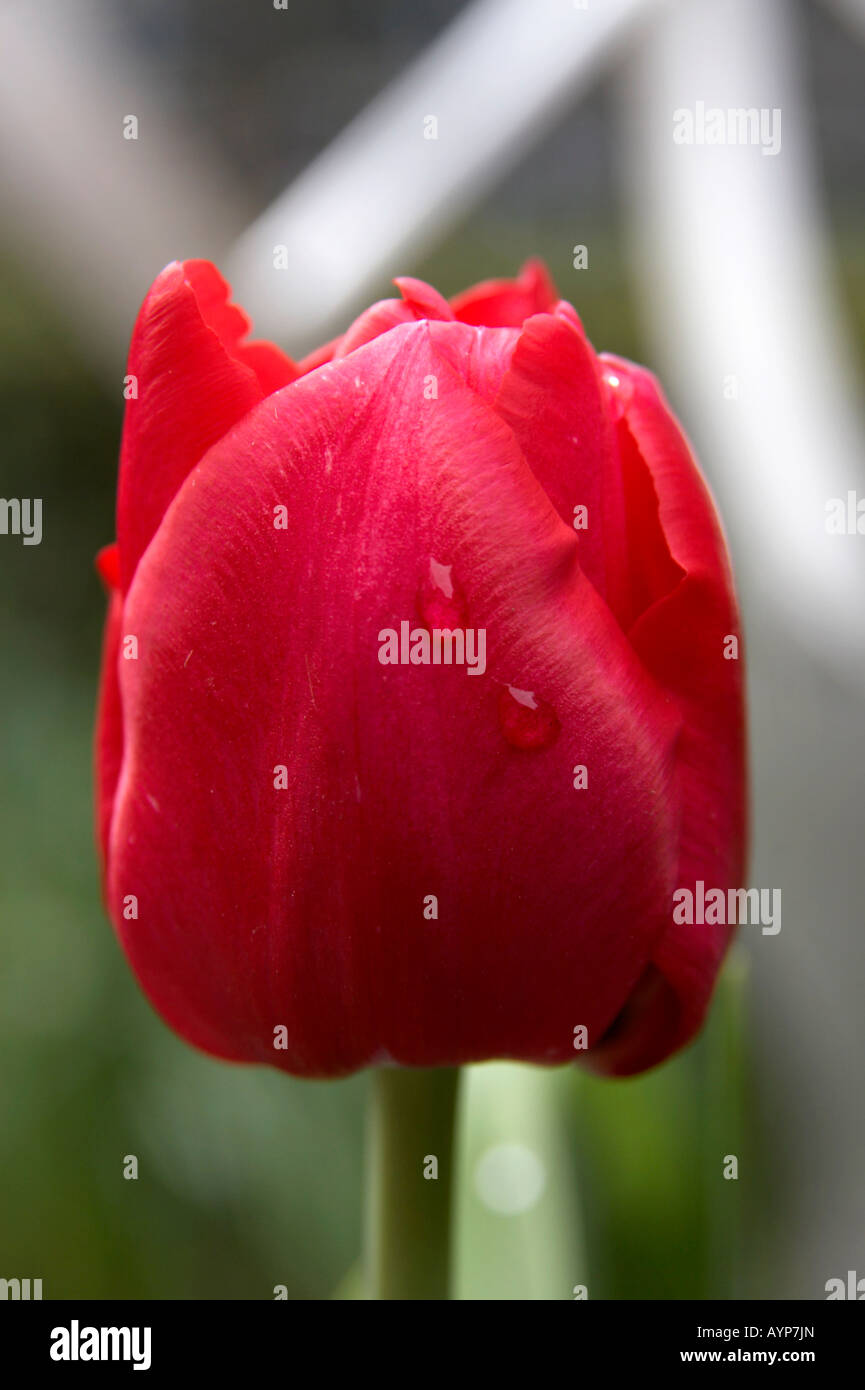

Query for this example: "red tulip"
[95,258,746,1078]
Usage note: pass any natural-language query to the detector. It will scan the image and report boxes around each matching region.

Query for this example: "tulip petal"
[450,258,558,327]
[587,357,747,1075]
[392,277,455,321]
[336,276,455,358]
[426,320,520,403]
[108,322,682,1075]
[492,310,630,616]
[95,541,120,592]
[117,259,297,591]
[335,299,417,357]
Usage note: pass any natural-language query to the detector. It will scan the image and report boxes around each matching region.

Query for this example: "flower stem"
[703,949,749,1298]
[365,1066,460,1300]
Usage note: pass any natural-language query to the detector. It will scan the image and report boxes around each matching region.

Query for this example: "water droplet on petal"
[417,558,467,630]
[601,366,633,420]
[498,685,560,749]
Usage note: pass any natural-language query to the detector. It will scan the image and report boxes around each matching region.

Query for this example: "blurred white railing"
[227,0,661,350]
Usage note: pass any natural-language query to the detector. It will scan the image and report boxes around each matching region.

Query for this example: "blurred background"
[0,0,863,1299]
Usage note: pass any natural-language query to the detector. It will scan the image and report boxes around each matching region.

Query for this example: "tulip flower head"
[96,259,746,1078]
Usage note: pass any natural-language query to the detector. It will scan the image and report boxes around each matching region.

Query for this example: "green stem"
[703,949,749,1298]
[365,1066,460,1300]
